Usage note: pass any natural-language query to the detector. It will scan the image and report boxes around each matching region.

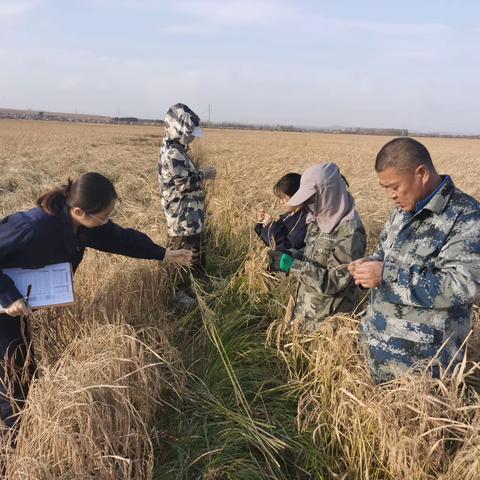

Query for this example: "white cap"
[192,126,205,138]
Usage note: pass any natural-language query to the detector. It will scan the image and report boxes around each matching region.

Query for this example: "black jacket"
[0,206,166,308]
[255,208,308,252]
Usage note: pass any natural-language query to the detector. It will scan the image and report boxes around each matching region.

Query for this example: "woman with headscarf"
[268,163,366,332]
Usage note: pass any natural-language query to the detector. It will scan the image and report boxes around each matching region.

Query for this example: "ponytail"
[37,178,73,215]
[37,173,117,216]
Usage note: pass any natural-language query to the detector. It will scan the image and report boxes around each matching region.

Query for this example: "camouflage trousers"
[358,320,465,384]
[167,233,206,294]
[292,282,357,333]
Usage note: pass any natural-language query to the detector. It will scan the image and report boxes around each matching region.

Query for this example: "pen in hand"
[23,284,34,316]
[2,284,34,317]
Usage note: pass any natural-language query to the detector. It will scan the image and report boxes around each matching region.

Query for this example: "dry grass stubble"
[0,121,186,478]
[1,121,480,478]
[2,322,184,479]
[266,307,480,479]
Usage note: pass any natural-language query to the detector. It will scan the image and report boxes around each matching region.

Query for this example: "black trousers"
[0,313,35,430]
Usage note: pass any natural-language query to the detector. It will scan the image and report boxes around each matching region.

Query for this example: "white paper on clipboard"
[0,262,74,312]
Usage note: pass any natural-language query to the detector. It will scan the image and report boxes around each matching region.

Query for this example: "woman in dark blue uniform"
[255,173,308,254]
[0,172,191,431]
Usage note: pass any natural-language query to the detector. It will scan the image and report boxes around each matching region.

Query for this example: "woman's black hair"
[37,172,118,216]
[273,173,301,198]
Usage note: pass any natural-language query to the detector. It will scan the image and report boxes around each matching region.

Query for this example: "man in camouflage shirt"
[349,138,480,383]
[158,103,217,306]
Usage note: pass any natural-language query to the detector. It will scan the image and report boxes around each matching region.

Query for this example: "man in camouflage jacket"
[349,138,480,383]
[158,103,216,304]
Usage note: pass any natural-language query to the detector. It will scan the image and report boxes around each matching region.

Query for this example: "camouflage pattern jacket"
[158,104,206,237]
[290,216,366,331]
[360,177,480,383]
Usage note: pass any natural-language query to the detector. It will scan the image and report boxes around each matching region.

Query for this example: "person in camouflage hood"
[158,103,217,307]
[268,163,366,332]
[349,138,480,383]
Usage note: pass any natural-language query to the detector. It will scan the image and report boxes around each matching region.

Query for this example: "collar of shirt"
[415,175,451,213]
[59,206,82,251]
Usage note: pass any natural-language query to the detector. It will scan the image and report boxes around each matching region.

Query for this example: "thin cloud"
[90,0,302,26]
[334,18,450,36]
[1,1,476,134]
[168,0,450,37]
[0,0,41,17]
[84,0,160,8]
[171,0,299,26]
[157,23,211,35]
[84,0,452,37]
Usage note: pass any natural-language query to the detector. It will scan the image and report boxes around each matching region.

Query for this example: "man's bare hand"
[348,259,383,289]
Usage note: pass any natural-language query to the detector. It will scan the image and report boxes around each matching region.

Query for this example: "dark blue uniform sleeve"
[255,219,291,250]
[81,221,166,261]
[0,213,34,307]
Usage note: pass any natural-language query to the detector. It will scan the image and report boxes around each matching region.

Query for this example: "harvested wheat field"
[1,119,480,479]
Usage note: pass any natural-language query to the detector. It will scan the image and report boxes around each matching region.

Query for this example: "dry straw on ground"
[267,311,480,480]
[1,120,479,478]
[2,323,183,480]
[1,120,188,478]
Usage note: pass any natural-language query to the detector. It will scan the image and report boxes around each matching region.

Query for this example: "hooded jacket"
[288,164,366,331]
[158,104,206,237]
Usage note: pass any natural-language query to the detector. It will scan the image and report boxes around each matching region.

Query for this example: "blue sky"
[1,0,479,133]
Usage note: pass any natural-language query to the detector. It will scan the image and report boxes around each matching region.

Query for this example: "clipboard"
[0,262,75,312]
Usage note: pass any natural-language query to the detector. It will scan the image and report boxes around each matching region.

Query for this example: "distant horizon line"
[1,106,479,139]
